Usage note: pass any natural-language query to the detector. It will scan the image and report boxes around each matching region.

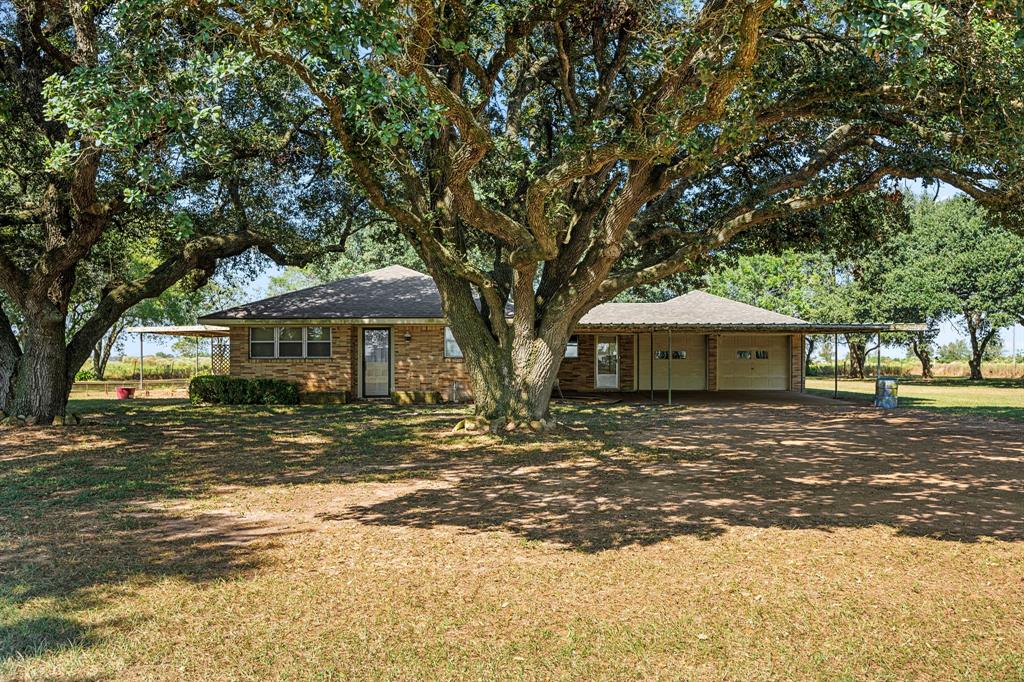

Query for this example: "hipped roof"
[200,265,917,333]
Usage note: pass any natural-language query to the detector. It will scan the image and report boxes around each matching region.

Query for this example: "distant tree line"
[704,196,1024,380]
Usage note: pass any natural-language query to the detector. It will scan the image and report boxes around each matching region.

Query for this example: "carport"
[125,324,230,391]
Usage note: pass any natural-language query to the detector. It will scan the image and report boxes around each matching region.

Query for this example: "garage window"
[755,350,769,360]
[736,350,752,360]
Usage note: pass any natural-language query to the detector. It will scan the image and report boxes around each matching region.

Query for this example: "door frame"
[594,334,620,389]
[361,327,392,397]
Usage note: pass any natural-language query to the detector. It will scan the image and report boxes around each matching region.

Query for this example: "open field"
[806,377,1024,423]
[2,396,1022,680]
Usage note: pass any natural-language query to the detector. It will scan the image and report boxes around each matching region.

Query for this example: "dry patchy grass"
[1,396,1022,680]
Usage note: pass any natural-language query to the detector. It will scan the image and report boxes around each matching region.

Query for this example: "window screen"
[277,327,304,358]
[565,335,579,359]
[250,328,276,358]
[306,327,332,358]
[443,327,463,358]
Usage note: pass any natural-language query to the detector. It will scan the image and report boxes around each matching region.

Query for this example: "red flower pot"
[115,386,136,400]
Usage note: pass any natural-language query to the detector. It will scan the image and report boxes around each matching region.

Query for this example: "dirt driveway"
[334,393,1024,550]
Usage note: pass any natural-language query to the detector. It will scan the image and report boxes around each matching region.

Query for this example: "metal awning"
[126,325,230,337]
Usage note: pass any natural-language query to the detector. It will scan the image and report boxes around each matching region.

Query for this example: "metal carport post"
[667,329,672,405]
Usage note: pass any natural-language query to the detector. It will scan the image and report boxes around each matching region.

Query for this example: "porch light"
[404,331,412,342]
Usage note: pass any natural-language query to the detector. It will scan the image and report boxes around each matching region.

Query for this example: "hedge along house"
[196,265,908,401]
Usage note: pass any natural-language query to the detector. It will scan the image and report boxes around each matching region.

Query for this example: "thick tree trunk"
[804,336,816,375]
[433,269,570,429]
[846,337,867,379]
[0,306,20,415]
[964,314,993,382]
[7,312,71,424]
[967,356,984,381]
[463,339,563,424]
[911,337,933,379]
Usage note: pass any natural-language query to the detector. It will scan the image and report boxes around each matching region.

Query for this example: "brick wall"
[706,335,719,391]
[557,333,635,392]
[228,324,803,398]
[228,325,353,393]
[391,324,472,398]
[790,334,804,392]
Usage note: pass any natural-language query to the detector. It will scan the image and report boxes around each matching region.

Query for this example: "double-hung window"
[443,327,463,359]
[249,327,332,359]
[565,335,580,359]
[249,328,276,358]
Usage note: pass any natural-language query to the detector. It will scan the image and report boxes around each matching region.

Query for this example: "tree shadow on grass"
[2,394,1022,662]
[0,615,95,662]
[331,400,1024,551]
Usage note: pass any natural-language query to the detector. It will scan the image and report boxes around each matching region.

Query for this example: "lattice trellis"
[211,337,230,375]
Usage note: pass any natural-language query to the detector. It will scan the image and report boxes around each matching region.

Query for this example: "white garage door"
[637,333,706,390]
[718,335,790,390]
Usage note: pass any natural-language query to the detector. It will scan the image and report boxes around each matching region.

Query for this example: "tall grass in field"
[809,360,1022,379]
[75,356,212,381]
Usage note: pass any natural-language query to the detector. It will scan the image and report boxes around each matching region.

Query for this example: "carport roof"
[199,265,922,333]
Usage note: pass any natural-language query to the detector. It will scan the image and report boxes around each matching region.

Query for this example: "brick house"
[197,265,891,400]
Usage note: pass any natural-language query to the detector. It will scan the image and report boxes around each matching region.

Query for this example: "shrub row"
[189,375,299,405]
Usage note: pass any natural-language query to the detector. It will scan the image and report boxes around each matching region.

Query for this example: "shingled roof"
[200,265,907,332]
[577,291,806,326]
[200,265,448,320]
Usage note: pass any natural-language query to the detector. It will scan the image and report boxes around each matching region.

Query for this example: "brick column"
[706,334,718,391]
[789,334,804,392]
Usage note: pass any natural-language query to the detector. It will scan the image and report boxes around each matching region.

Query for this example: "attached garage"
[718,334,790,390]
[637,332,706,390]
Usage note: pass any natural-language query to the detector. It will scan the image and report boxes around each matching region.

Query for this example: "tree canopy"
[163,1,1024,419]
[0,0,358,420]
[10,0,1024,423]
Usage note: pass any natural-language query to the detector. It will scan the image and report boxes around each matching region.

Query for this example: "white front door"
[595,335,619,389]
[362,328,391,397]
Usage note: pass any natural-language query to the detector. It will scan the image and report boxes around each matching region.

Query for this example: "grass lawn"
[805,376,1024,423]
[1,397,1022,680]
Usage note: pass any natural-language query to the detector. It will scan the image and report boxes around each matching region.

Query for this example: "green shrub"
[189,376,299,405]
[75,367,96,381]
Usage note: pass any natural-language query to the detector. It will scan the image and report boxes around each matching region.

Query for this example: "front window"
[248,327,333,359]
[306,326,332,358]
[565,335,579,359]
[277,327,304,358]
[249,328,276,358]
[444,327,463,358]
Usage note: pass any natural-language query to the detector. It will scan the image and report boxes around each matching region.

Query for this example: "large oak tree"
[0,0,356,422]
[213,0,1024,423]
[63,0,1024,424]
